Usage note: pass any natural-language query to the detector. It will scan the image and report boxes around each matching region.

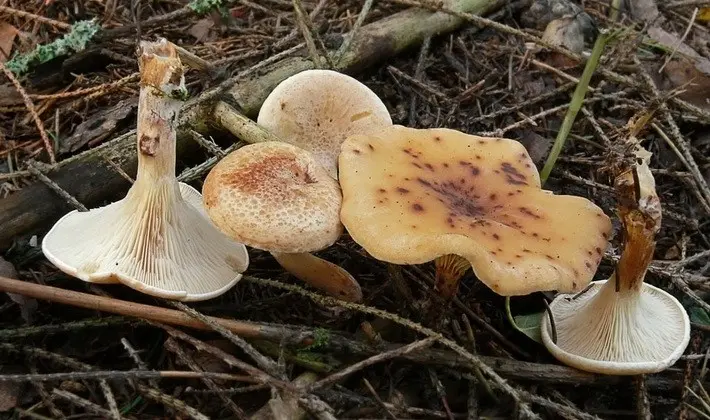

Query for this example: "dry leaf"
[0,257,38,323]
[513,129,552,165]
[662,58,710,110]
[60,99,137,154]
[189,19,214,42]
[0,366,25,412]
[539,17,585,69]
[628,0,660,23]
[0,23,18,63]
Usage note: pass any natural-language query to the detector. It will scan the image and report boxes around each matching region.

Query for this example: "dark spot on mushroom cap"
[378,188,386,193]
[396,187,410,194]
[434,136,442,142]
[412,203,424,212]
[416,177,485,218]
[489,193,497,200]
[519,207,541,219]
[501,162,528,185]
[368,143,375,151]
[492,233,500,240]
[353,149,361,154]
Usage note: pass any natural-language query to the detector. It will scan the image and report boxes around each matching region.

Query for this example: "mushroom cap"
[540,278,691,375]
[202,141,343,254]
[41,182,249,301]
[338,125,612,296]
[257,69,392,179]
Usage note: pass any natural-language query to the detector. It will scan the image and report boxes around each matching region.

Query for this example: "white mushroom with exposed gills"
[257,69,392,179]
[41,39,249,301]
[541,144,690,374]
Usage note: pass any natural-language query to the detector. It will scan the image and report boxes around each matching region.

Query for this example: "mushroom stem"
[270,252,363,302]
[135,40,185,184]
[434,254,471,299]
[612,147,661,293]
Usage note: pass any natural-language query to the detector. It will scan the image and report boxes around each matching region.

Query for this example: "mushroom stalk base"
[270,252,363,302]
[541,278,690,375]
[434,254,471,299]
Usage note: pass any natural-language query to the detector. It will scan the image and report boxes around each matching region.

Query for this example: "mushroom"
[41,39,249,301]
[256,69,392,179]
[338,125,612,298]
[202,141,363,302]
[540,141,690,375]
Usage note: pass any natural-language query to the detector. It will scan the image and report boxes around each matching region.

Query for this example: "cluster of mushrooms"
[41,39,690,376]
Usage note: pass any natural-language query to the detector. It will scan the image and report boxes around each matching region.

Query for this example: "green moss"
[301,328,330,351]
[170,87,190,101]
[6,20,100,76]
[188,0,224,15]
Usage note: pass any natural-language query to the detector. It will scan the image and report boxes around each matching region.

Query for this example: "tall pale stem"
[135,40,186,184]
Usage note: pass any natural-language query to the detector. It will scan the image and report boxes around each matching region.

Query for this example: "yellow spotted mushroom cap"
[338,125,612,296]
[202,141,343,254]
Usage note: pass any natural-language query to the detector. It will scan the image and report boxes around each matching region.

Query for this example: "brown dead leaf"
[513,129,552,165]
[189,18,215,42]
[0,366,25,412]
[0,23,18,63]
[60,99,137,154]
[662,58,710,110]
[0,84,22,106]
[0,256,38,323]
[628,0,660,23]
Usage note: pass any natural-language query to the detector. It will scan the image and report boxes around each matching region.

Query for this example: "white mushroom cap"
[202,141,343,253]
[42,182,249,301]
[257,69,392,179]
[541,278,690,375]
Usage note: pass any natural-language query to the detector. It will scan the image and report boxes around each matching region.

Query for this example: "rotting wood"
[0,0,497,251]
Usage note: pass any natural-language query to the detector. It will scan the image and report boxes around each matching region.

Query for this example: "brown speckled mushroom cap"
[257,69,392,179]
[202,141,343,254]
[338,125,612,296]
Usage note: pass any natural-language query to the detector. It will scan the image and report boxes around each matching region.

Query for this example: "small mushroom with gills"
[41,39,249,301]
[540,141,690,375]
[257,69,392,179]
[202,141,363,302]
[338,125,612,300]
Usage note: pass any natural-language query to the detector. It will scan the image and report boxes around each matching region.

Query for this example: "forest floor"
[2,0,710,418]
